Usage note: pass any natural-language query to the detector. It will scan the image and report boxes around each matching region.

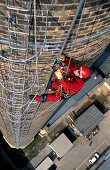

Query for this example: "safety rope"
[43,0,86,95]
[22,0,87,134]
[48,0,87,98]
[66,0,87,75]
[33,0,88,126]
[24,0,87,127]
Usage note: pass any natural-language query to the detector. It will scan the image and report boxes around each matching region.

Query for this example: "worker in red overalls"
[29,56,91,102]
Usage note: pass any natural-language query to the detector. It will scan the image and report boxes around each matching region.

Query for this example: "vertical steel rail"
[25,0,86,136]
[4,0,33,148]
[44,0,86,93]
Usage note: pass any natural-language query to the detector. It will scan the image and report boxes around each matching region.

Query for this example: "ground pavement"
[54,110,110,170]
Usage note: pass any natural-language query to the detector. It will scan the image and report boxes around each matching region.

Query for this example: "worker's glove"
[60,65,64,75]
[58,55,65,62]
[54,69,63,80]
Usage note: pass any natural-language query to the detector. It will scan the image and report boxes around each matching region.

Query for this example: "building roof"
[73,104,105,136]
[36,157,53,170]
[93,44,110,77]
[49,133,73,158]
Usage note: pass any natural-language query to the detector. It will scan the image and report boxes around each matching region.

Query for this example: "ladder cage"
[0,0,61,148]
[6,0,32,11]
[8,16,30,35]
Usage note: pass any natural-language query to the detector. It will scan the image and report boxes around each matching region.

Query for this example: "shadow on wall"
[0,131,34,170]
[93,100,108,114]
[77,100,108,119]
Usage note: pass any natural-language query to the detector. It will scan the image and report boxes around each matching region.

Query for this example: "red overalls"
[35,58,85,102]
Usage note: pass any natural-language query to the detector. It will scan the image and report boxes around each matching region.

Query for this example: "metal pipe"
[57,0,86,59]
[44,0,86,93]
[0,28,110,51]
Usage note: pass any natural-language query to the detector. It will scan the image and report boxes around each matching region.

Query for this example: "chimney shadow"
[0,131,34,170]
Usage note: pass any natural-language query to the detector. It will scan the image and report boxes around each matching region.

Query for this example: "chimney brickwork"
[0,0,110,147]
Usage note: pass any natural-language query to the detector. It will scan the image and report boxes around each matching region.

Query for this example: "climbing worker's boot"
[34,94,47,102]
[29,94,35,100]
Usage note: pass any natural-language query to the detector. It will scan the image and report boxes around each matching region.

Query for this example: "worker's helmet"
[79,66,91,79]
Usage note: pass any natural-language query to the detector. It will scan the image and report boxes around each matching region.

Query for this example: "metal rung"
[12,101,28,105]
[10,114,22,117]
[9,48,29,61]
[14,113,23,116]
[8,71,30,80]
[10,62,26,72]
[12,97,24,101]
[3,81,27,86]
[12,102,27,106]
[4,101,28,109]
[14,108,22,110]
[14,110,23,112]
[9,66,30,79]
[13,110,23,113]
[12,127,24,131]
[2,80,34,93]
[23,126,30,130]
[2,97,28,102]
[22,132,28,135]
[11,100,24,104]
[13,94,25,98]
[7,115,23,121]
[6,82,24,90]
[12,101,26,105]
[9,33,28,50]
[2,80,25,86]
[8,16,30,35]
[6,0,32,11]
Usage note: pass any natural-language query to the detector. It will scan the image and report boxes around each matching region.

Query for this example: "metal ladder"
[4,0,33,148]
[0,0,49,148]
